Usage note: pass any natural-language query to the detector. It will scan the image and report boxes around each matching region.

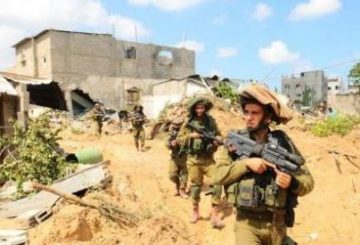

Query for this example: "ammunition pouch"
[226,179,262,208]
[189,139,217,155]
[264,185,287,208]
[225,178,287,209]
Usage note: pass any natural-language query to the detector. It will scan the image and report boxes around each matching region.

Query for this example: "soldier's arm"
[279,132,315,196]
[289,164,314,196]
[211,146,250,186]
[209,116,222,137]
[176,123,190,147]
[213,119,222,137]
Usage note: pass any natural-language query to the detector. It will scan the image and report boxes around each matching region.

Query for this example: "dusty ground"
[27,110,360,245]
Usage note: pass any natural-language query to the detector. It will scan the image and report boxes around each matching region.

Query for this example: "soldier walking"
[93,102,105,136]
[131,105,146,151]
[213,84,314,245]
[166,118,189,199]
[176,97,224,228]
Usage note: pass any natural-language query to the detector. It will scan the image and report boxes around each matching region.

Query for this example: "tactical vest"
[132,112,145,127]
[225,129,299,226]
[186,115,217,155]
[168,128,185,157]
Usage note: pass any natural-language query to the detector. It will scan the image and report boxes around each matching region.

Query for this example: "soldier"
[93,102,105,136]
[166,118,189,199]
[176,97,224,228]
[131,105,146,151]
[212,84,314,245]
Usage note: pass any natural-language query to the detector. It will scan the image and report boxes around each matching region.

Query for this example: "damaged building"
[0,72,66,135]
[281,70,328,108]
[9,29,195,117]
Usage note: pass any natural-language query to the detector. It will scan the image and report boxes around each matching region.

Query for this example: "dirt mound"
[121,216,193,245]
[29,204,122,245]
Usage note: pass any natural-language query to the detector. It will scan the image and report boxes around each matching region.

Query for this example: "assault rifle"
[186,122,223,145]
[129,112,145,123]
[225,131,304,174]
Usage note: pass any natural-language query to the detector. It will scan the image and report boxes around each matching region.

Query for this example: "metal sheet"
[0,161,109,218]
[0,72,52,85]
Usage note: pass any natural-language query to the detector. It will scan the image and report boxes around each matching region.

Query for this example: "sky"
[0,0,359,89]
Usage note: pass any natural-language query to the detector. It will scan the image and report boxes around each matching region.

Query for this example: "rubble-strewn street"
[1,101,358,244]
[1,2,360,243]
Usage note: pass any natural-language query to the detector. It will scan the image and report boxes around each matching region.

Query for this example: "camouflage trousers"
[168,155,188,189]
[96,120,103,135]
[187,155,222,205]
[234,209,287,245]
[133,126,145,149]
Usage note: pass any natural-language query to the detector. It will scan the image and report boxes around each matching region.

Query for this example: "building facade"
[10,29,196,116]
[281,70,328,107]
[13,29,195,82]
[327,76,343,95]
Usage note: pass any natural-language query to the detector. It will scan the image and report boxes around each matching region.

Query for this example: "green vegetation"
[311,115,360,137]
[302,85,316,107]
[0,113,73,196]
[348,62,360,92]
[212,82,239,104]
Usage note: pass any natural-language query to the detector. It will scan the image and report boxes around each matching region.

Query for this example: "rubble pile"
[150,94,242,139]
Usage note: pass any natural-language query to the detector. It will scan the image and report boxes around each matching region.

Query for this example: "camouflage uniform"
[131,105,146,151]
[212,84,314,245]
[93,103,105,135]
[176,97,224,227]
[166,122,188,195]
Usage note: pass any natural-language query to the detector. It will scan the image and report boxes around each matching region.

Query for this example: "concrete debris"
[0,161,111,219]
[0,229,28,245]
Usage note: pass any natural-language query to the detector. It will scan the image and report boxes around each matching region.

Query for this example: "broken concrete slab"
[0,229,28,245]
[0,161,110,219]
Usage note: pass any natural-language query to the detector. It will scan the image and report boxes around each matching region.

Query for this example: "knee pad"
[191,185,201,200]
[211,185,222,198]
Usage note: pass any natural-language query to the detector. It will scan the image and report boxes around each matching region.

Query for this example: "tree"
[348,62,360,92]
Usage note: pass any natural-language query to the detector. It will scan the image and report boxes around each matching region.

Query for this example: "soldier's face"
[243,103,265,129]
[195,104,206,117]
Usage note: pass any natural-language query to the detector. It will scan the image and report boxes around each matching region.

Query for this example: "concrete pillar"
[64,90,74,118]
[16,84,29,127]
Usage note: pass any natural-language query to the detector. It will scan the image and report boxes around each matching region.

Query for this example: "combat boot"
[210,204,224,229]
[190,203,200,223]
[174,181,180,196]
[179,186,189,199]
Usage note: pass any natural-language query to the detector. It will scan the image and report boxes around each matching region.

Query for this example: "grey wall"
[46,31,194,83]
[328,93,360,115]
[282,70,328,107]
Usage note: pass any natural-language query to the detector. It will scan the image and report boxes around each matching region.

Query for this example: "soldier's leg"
[99,121,103,135]
[133,128,140,150]
[96,120,102,135]
[234,218,262,245]
[168,157,180,196]
[205,162,222,205]
[178,156,189,199]
[139,127,145,150]
[188,164,203,204]
[205,162,224,228]
[268,214,287,245]
[187,162,204,223]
